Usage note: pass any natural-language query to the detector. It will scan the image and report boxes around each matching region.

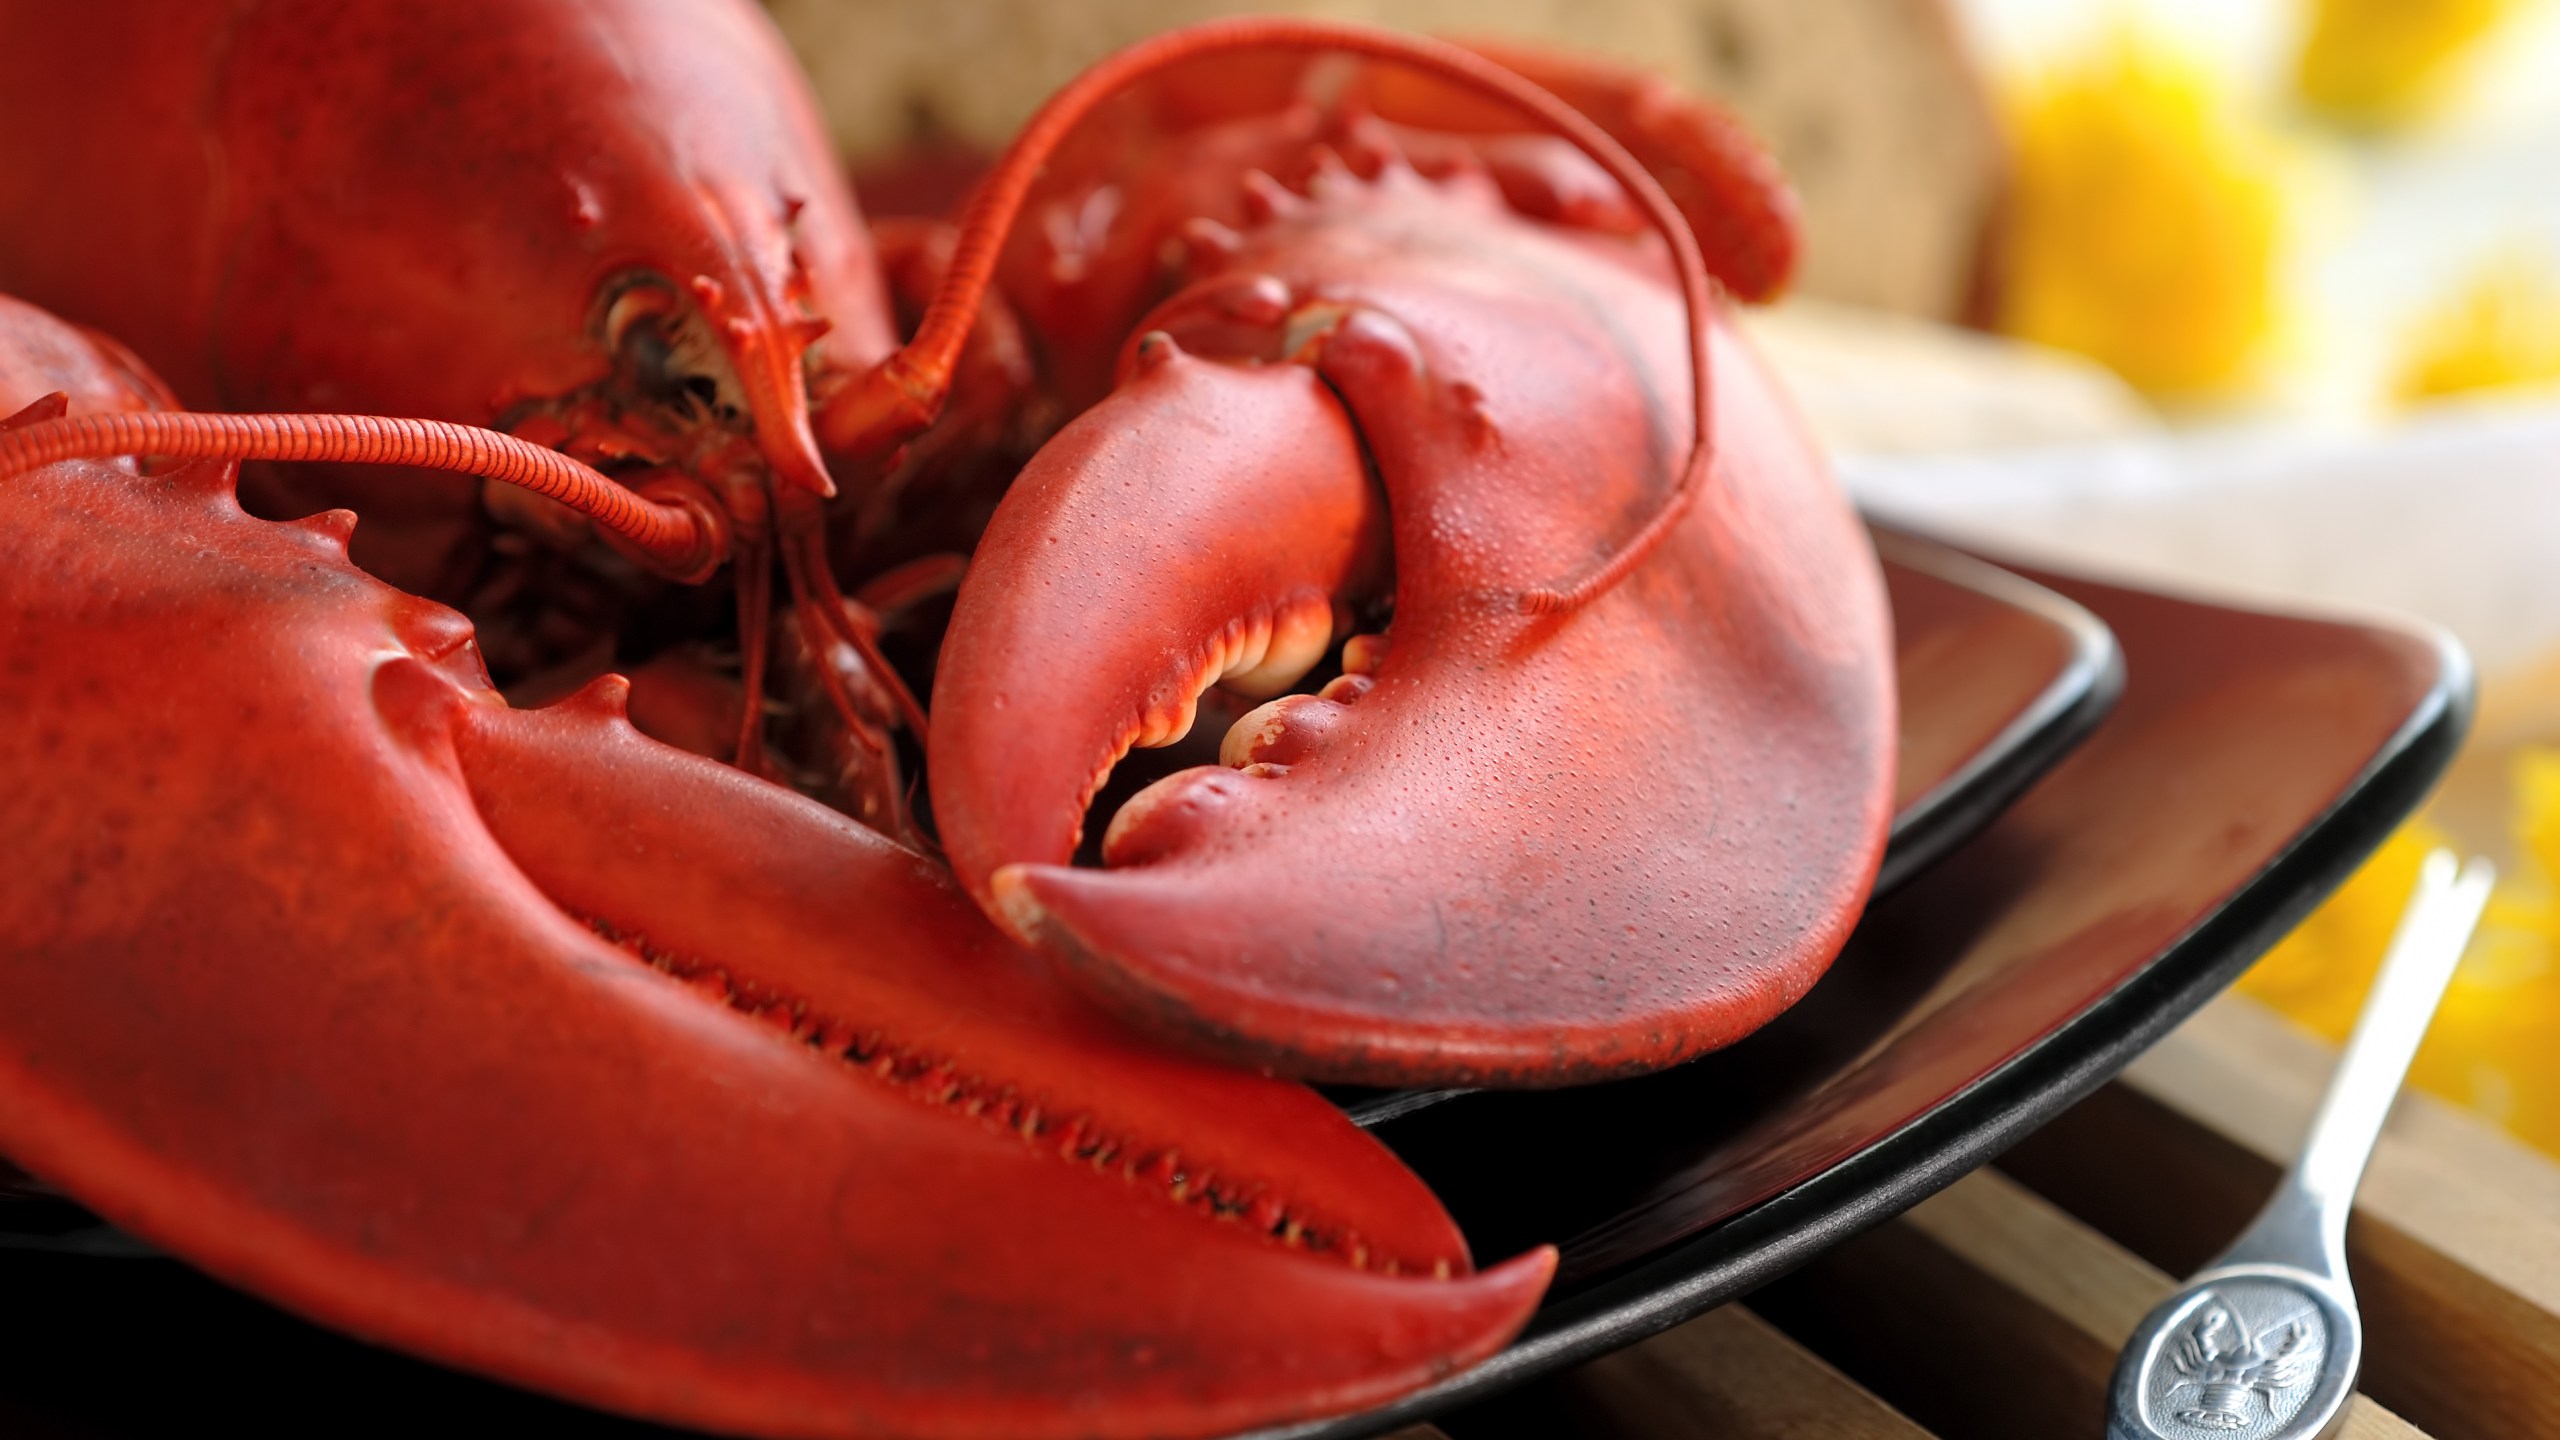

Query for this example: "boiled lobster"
[0,0,942,830]
[0,295,1552,1434]
[917,31,1894,1086]
[0,6,1893,1435]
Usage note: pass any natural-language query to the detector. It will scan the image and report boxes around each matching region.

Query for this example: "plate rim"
[1869,525,2125,895]
[1272,563,2472,1440]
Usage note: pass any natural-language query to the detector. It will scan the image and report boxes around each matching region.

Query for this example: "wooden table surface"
[1389,991,2560,1440]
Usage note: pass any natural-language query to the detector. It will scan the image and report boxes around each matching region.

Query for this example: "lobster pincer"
[923,45,1896,1088]
[0,297,1550,1440]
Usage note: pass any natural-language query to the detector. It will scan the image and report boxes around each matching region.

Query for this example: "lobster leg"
[0,451,1550,1439]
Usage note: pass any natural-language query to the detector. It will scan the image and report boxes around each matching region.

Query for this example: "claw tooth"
[1135,694,1201,750]
[1221,697,1293,769]
[1341,632,1389,676]
[987,864,1048,944]
[1220,693,1351,770]
[1223,592,1334,698]
[1317,672,1374,704]
[1100,767,1256,868]
[1226,621,1271,682]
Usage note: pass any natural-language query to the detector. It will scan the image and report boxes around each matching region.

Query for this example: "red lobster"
[918,33,1893,1086]
[0,295,1551,1435]
[0,7,1894,1435]
[0,0,944,830]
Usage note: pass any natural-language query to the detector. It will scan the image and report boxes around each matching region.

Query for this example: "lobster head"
[0,0,899,584]
[0,295,175,428]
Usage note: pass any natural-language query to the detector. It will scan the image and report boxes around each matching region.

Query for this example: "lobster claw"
[0,448,1550,1438]
[932,338,1389,914]
[930,167,1896,1089]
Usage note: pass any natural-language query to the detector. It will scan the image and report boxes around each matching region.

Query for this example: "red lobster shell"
[0,0,892,545]
[924,35,1895,1087]
[0,298,1550,1436]
[0,9,1896,1435]
[0,0,937,829]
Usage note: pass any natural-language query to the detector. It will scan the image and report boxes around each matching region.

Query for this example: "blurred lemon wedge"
[2242,751,2560,1155]
[2297,0,2521,129]
[2396,246,2560,404]
[2000,28,2295,397]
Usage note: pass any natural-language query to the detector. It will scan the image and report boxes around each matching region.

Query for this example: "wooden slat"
[1440,1306,1926,1439]
[2002,994,2560,1440]
[1748,1168,2423,1440]
[1539,1306,1931,1439]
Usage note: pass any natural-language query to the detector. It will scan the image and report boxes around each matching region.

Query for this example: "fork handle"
[2218,850,2493,1280]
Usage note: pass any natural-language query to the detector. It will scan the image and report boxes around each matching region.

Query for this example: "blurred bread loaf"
[766,0,2005,321]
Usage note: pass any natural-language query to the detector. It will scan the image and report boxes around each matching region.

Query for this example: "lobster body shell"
[987,51,1798,415]
[0,0,892,587]
[934,153,1894,1085]
[0,295,176,426]
[0,308,1550,1437]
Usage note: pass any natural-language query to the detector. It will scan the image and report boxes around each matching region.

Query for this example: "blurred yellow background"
[1963,0,2560,1160]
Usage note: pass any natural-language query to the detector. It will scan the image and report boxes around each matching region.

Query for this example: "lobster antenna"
[826,16,1719,617]
[0,410,726,581]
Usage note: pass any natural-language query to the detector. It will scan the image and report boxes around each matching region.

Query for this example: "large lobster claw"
[0,419,1549,1435]
[930,161,1896,1088]
[931,343,1388,909]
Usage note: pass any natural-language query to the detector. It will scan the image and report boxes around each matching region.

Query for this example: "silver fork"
[2104,849,2494,1439]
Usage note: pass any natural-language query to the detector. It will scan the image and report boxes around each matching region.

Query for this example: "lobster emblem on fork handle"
[2109,852,2494,1440]
[2165,1283,2325,1432]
